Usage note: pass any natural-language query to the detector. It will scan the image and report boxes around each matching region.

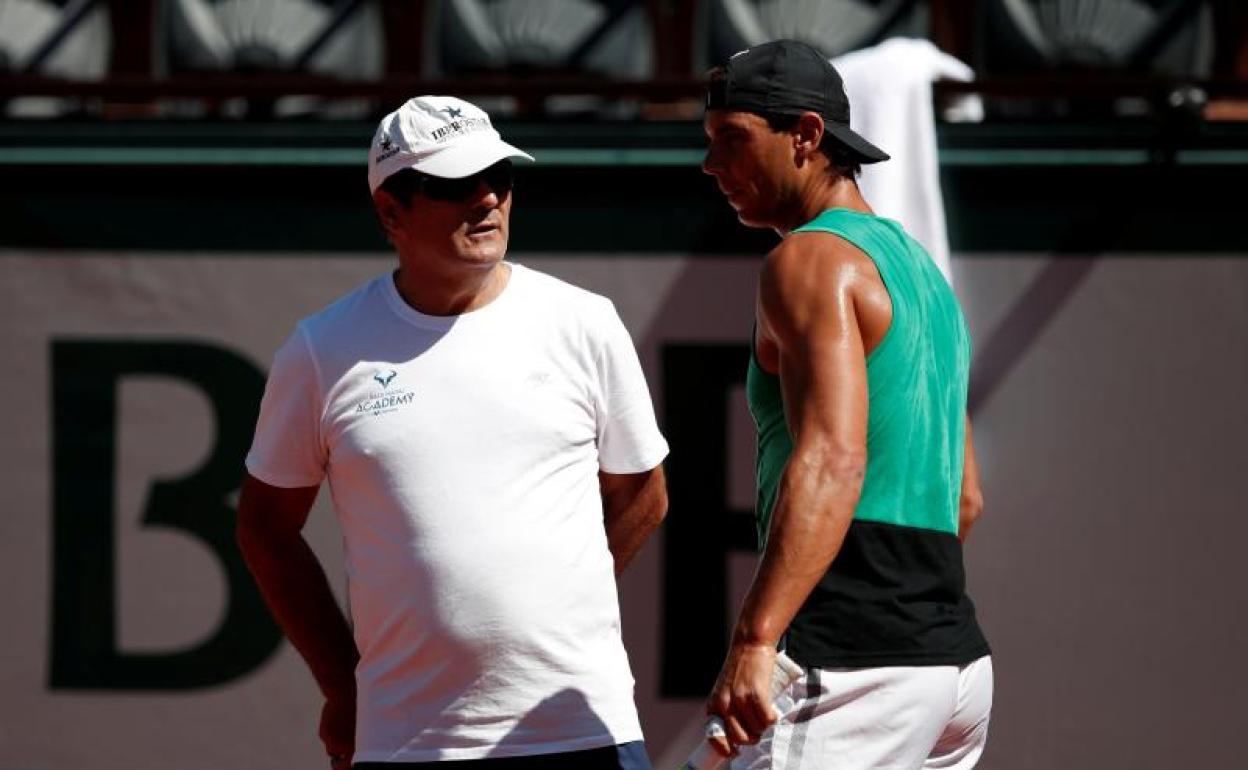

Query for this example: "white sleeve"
[244,324,328,488]
[593,301,669,474]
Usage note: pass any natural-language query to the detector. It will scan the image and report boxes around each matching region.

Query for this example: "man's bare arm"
[707,234,870,747]
[959,416,984,543]
[600,465,668,575]
[236,473,359,767]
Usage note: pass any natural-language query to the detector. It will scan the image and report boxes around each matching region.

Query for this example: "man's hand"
[706,641,780,753]
[237,474,360,768]
[320,688,355,770]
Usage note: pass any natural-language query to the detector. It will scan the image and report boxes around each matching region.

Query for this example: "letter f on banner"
[49,340,282,690]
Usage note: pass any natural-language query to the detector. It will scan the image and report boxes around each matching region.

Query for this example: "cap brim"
[824,123,890,164]
[412,133,535,179]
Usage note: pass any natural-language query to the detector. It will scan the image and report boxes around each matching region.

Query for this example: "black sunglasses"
[418,160,515,202]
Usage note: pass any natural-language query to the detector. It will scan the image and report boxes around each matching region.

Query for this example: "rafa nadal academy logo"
[355,369,414,417]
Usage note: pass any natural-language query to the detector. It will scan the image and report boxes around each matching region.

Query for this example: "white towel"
[833,38,978,284]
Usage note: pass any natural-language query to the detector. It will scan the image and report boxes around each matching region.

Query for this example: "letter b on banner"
[661,343,757,696]
[50,340,282,689]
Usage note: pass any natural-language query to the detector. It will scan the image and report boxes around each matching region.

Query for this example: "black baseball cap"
[706,39,889,164]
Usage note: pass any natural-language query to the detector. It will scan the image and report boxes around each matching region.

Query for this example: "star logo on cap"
[380,134,394,151]
[441,107,464,119]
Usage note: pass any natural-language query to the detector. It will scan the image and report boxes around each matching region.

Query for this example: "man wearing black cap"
[700,40,992,769]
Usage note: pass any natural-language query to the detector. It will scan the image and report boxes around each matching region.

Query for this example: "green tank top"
[748,207,971,543]
[745,208,987,667]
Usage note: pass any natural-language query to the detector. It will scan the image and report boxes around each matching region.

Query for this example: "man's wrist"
[731,621,781,649]
[317,665,358,701]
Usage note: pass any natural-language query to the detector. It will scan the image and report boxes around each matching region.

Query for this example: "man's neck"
[392,260,511,317]
[776,176,872,236]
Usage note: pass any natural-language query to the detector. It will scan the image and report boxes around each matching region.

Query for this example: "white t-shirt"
[245,263,669,763]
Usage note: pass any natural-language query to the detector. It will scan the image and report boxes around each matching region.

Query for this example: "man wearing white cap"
[237,96,669,769]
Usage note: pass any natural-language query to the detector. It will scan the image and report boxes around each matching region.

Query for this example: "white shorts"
[730,655,993,770]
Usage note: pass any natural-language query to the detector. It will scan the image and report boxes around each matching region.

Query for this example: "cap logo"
[430,116,489,144]
[441,106,464,119]
[376,133,400,161]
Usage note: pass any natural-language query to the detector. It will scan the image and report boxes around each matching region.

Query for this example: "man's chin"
[456,235,508,263]
[734,208,771,230]
[454,246,507,267]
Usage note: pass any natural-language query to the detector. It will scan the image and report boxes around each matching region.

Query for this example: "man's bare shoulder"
[758,228,890,351]
[767,229,874,269]
[761,230,872,302]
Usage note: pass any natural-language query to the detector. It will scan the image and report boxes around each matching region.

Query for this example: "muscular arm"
[600,465,668,575]
[708,234,870,747]
[959,416,984,542]
[236,473,359,767]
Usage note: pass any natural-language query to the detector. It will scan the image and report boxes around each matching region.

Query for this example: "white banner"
[2,252,1246,769]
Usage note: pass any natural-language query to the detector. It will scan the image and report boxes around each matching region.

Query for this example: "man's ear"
[373,190,405,240]
[793,112,826,163]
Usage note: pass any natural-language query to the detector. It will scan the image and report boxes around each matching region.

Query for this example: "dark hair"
[377,168,423,208]
[706,65,728,92]
[762,112,861,180]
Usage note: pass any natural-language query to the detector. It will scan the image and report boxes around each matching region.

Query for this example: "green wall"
[2,119,1246,253]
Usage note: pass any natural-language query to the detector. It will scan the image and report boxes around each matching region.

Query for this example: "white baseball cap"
[367,95,535,193]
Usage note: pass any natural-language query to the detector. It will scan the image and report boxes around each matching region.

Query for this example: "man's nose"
[701,149,718,176]
[469,177,501,209]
